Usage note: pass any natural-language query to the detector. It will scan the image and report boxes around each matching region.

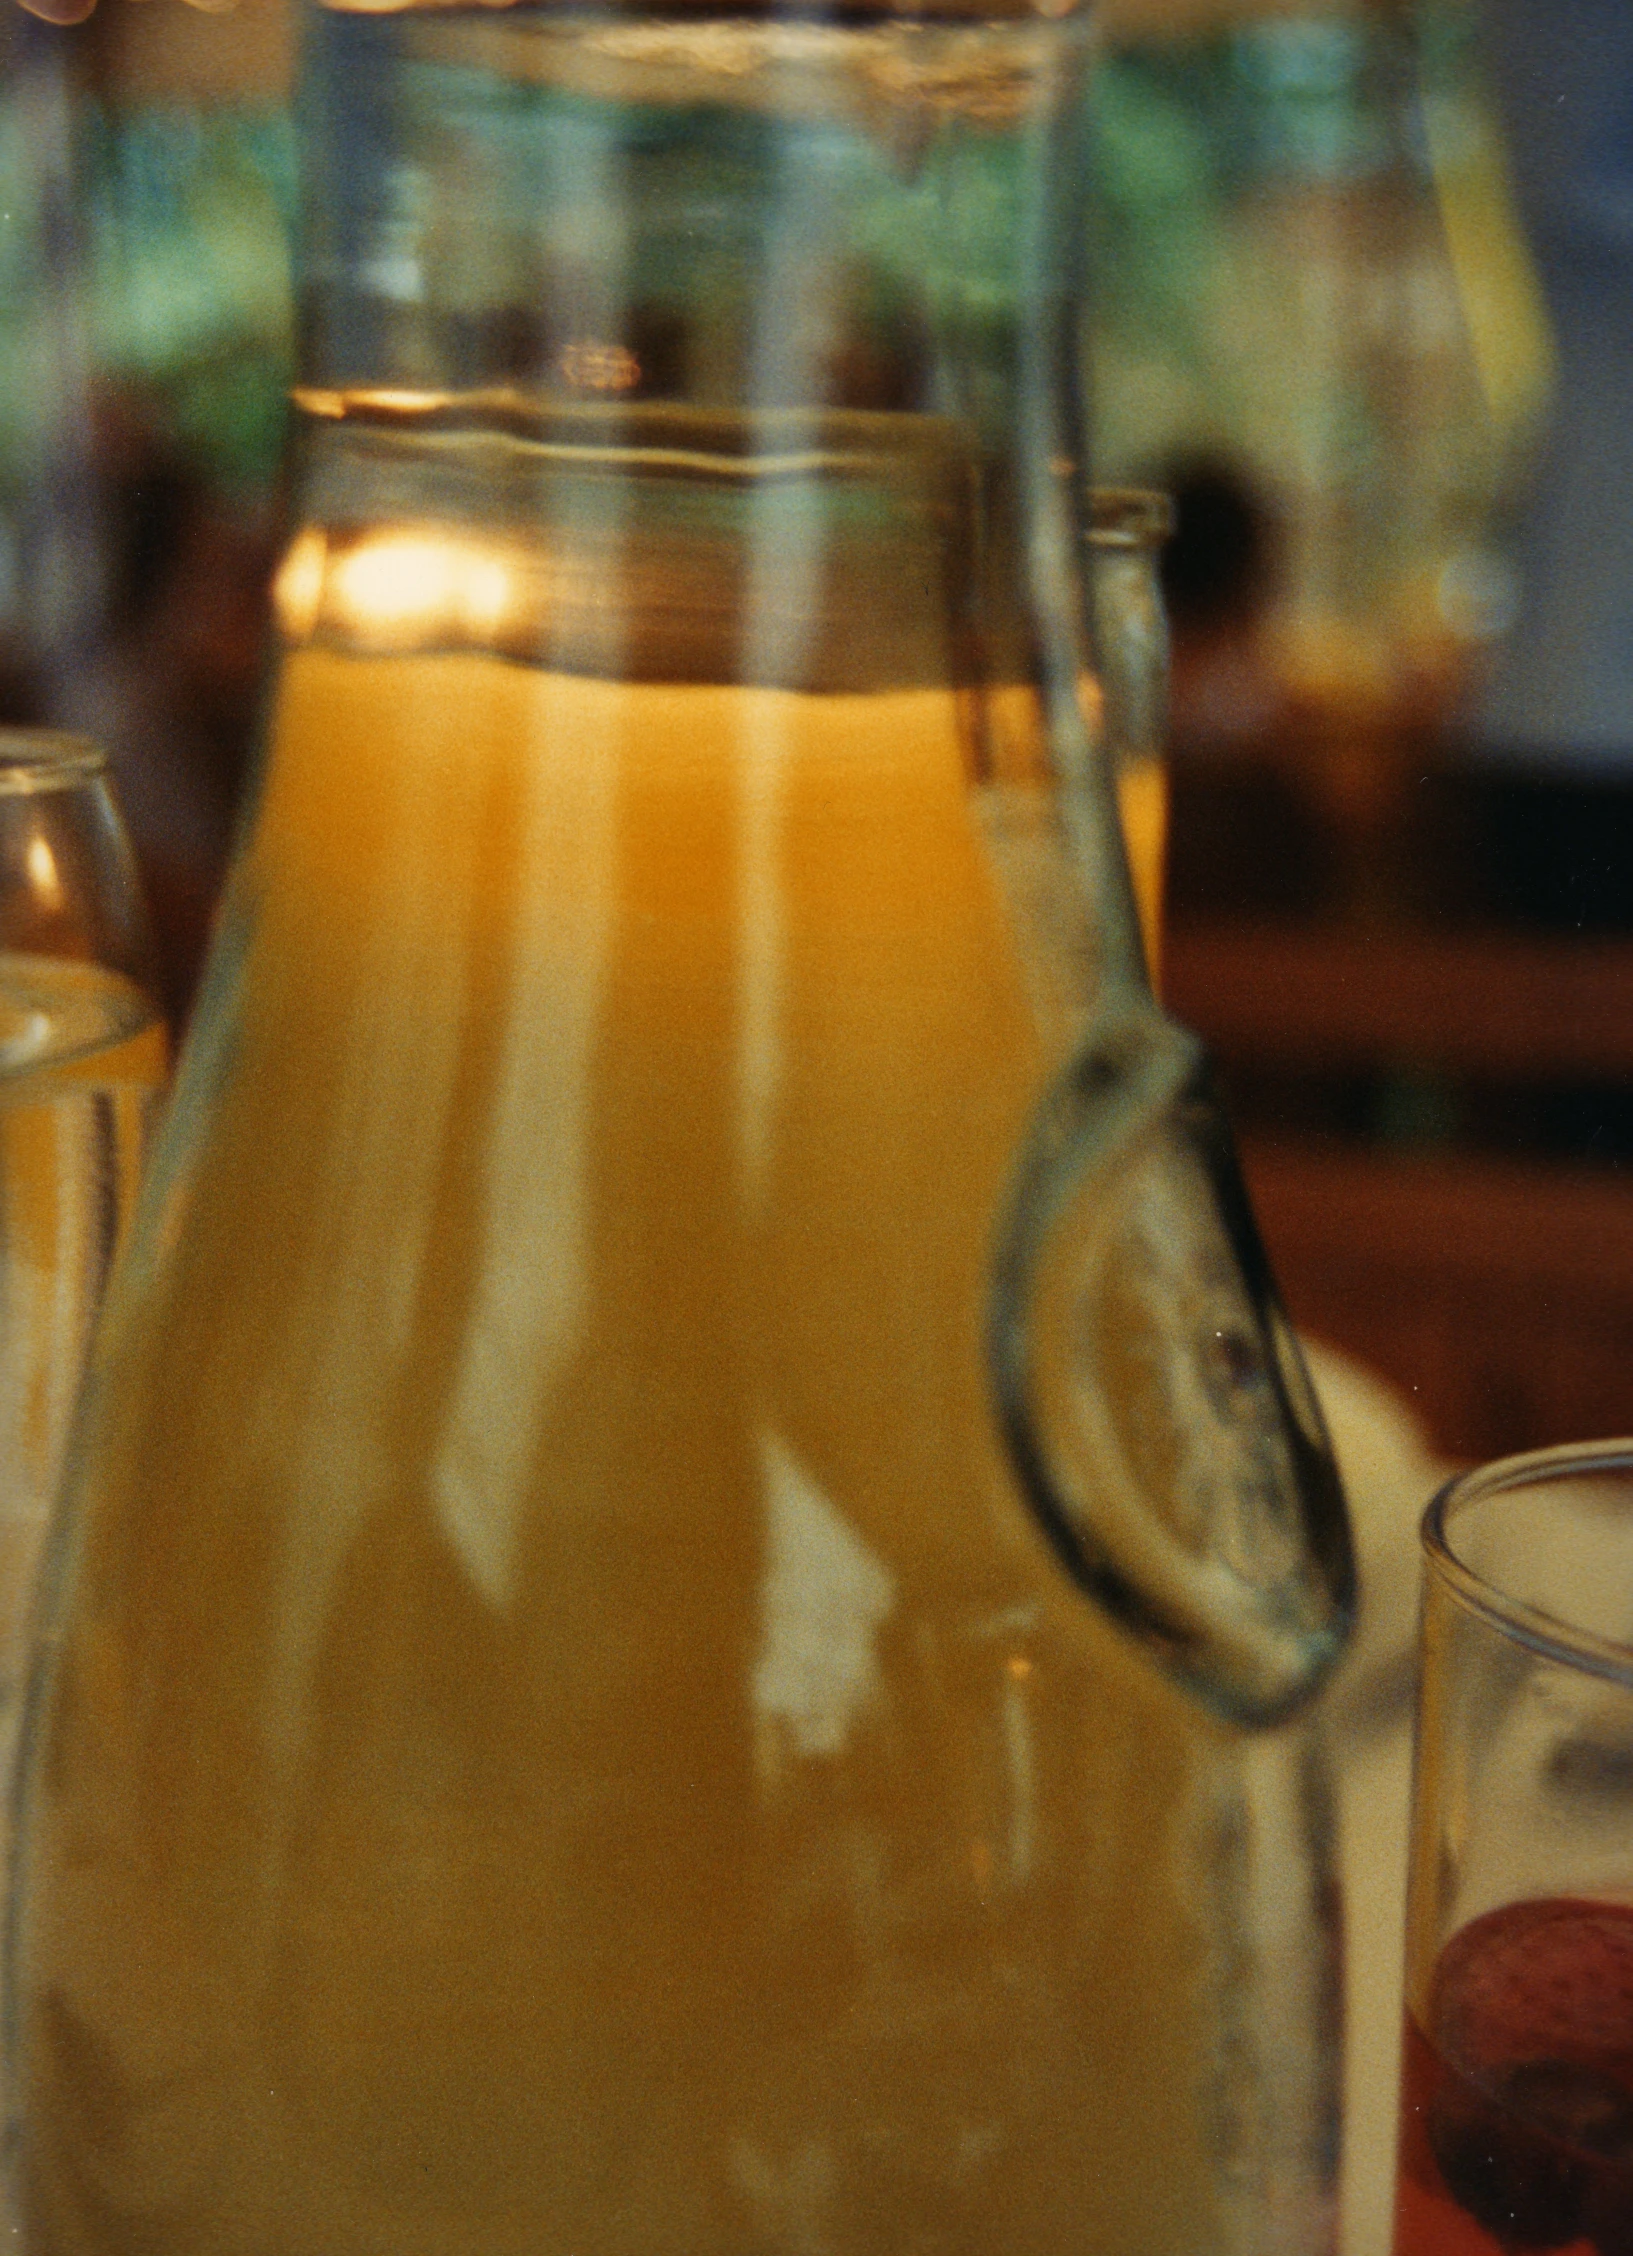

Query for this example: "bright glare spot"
[332,536,460,630]
[273,530,328,641]
[288,529,519,646]
[25,835,61,909]
[462,555,514,637]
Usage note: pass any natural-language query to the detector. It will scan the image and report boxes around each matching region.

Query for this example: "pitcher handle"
[989,1001,1356,1729]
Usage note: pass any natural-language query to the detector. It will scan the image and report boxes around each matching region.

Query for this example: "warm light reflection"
[558,341,642,395]
[331,537,462,631]
[274,528,520,648]
[273,531,328,641]
[461,554,514,638]
[25,835,62,911]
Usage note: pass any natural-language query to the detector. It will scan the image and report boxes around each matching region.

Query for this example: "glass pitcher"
[6,6,1354,2253]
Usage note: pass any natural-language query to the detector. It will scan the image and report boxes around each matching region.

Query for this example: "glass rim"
[0,730,107,795]
[1423,1439,1633,1687]
[1087,487,1175,550]
[309,0,1091,18]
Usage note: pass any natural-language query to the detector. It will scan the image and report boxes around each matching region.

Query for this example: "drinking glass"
[1394,1442,1633,2256]
[0,731,164,1786]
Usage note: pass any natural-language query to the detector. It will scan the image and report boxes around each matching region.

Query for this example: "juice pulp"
[18,649,1223,2256]
[1395,1898,1633,2256]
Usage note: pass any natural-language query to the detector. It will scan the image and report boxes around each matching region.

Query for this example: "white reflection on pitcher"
[431,687,618,1611]
[752,1429,895,1764]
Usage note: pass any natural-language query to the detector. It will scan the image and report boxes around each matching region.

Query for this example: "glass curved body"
[8,11,1351,2256]
[1394,1444,1633,2256]
[0,733,163,1803]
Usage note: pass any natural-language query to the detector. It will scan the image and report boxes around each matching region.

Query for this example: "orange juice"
[1117,753,1169,984]
[16,647,1235,2256]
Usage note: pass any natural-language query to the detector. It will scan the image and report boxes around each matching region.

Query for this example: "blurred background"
[0,0,1629,1466]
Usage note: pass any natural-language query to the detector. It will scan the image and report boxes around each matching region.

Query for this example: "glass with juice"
[0,733,164,1825]
[1395,1446,1633,2256]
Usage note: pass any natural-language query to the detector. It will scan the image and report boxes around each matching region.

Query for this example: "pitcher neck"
[292,4,1098,594]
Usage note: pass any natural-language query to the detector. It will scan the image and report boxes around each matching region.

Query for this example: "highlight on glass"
[0,729,164,1803]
